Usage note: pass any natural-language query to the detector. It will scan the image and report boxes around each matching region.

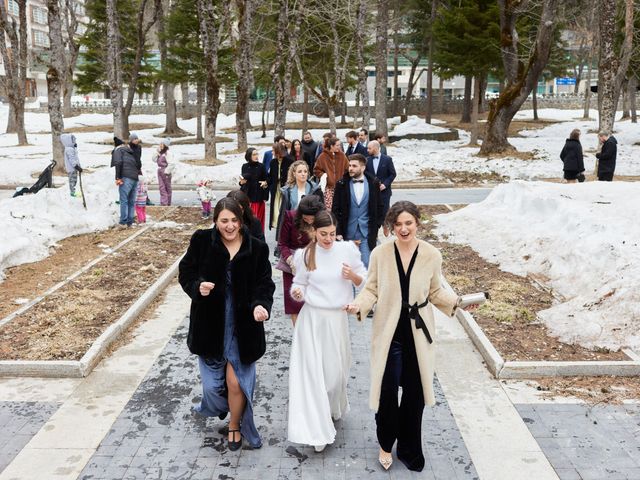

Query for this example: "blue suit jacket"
[345,142,367,157]
[262,150,273,174]
[365,154,396,198]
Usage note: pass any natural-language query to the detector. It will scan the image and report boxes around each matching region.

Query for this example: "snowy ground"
[436,181,640,351]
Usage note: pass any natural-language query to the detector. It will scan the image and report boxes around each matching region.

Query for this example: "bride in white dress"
[287,210,367,452]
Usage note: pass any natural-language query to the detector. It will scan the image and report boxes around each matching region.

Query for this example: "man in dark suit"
[332,154,383,267]
[366,140,396,236]
[345,130,368,157]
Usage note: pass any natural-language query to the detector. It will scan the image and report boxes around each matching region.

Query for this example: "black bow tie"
[353,179,364,183]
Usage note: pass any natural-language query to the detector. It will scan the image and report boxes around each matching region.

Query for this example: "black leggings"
[376,339,426,471]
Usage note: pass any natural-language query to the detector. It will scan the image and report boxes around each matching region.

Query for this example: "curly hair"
[286,160,309,186]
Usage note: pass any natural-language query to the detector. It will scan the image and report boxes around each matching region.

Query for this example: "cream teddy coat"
[353,239,458,411]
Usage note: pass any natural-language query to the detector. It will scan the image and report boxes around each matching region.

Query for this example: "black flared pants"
[375,338,426,471]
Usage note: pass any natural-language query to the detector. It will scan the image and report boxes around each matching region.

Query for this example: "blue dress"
[195,262,262,448]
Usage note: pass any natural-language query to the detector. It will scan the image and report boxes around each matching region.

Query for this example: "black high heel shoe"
[228,429,242,451]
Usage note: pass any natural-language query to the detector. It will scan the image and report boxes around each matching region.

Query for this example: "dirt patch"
[170,136,233,145]
[529,376,640,404]
[0,207,207,361]
[419,205,628,362]
[181,158,227,167]
[434,113,560,138]
[432,169,507,186]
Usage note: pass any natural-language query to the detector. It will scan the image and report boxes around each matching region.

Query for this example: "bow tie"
[353,179,364,183]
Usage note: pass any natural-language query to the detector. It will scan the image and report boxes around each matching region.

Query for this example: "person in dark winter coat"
[332,154,384,267]
[268,144,293,231]
[345,130,368,156]
[301,131,318,173]
[559,129,585,183]
[129,133,142,163]
[596,131,617,181]
[178,198,275,451]
[113,140,142,226]
[240,148,269,230]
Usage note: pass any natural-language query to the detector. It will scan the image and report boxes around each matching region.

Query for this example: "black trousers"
[598,172,614,181]
[375,338,426,472]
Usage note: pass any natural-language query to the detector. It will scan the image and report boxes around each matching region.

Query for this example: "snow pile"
[435,181,640,350]
[391,116,450,136]
[0,168,118,280]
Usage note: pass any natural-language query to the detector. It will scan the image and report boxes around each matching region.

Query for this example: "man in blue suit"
[345,130,367,157]
[366,140,396,236]
[262,135,286,174]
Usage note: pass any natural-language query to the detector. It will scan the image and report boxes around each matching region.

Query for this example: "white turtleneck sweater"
[291,241,367,309]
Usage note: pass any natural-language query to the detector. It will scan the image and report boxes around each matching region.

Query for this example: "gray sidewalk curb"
[0,257,181,378]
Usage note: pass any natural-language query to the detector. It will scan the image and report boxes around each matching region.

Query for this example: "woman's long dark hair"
[213,197,244,224]
[303,210,337,271]
[294,194,324,232]
[244,147,257,162]
[226,189,257,226]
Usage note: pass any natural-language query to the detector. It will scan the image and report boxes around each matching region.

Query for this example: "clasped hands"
[199,282,268,321]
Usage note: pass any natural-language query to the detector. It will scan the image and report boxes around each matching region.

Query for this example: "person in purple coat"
[276,195,325,326]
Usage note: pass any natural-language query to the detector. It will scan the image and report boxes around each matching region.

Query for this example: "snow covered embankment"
[435,181,640,351]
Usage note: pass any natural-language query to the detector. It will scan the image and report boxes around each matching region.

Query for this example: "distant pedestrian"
[315,132,333,160]
[375,133,388,156]
[152,138,173,205]
[366,140,397,236]
[113,138,142,227]
[358,128,369,148]
[559,129,585,183]
[291,139,304,162]
[332,154,384,268]
[135,175,148,223]
[178,197,275,451]
[197,178,216,219]
[345,130,368,156]
[301,131,318,172]
[268,144,293,232]
[239,147,269,230]
[314,137,349,210]
[596,131,617,182]
[263,135,286,174]
[60,133,82,197]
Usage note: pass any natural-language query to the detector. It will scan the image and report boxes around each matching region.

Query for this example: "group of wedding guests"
[178,131,478,473]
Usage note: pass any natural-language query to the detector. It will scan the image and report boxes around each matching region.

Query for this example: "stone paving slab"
[79,303,478,480]
[0,401,60,474]
[515,403,640,480]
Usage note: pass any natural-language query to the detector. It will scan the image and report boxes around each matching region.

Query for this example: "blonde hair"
[303,211,337,271]
[286,160,309,186]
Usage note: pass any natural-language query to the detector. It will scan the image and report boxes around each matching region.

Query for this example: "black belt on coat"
[402,299,433,344]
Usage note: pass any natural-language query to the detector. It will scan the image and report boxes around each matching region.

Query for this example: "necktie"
[353,179,364,183]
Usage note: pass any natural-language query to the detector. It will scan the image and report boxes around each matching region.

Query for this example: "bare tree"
[0,0,28,144]
[197,0,228,162]
[354,0,370,129]
[374,0,388,137]
[47,0,67,171]
[424,0,437,124]
[62,0,80,117]
[479,0,560,155]
[598,0,634,132]
[402,52,425,117]
[106,0,125,139]
[233,0,256,150]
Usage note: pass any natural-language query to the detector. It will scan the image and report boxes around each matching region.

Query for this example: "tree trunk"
[181,82,193,119]
[598,0,634,132]
[478,75,487,113]
[583,38,595,119]
[153,81,161,102]
[340,92,346,125]
[424,0,437,124]
[355,0,370,130]
[198,0,226,162]
[479,0,560,155]
[461,75,472,123]
[438,77,445,113]
[164,85,182,135]
[302,87,309,135]
[532,83,539,120]
[233,0,255,151]
[196,81,204,140]
[106,0,124,139]
[630,75,637,123]
[392,2,400,118]
[272,1,288,137]
[403,55,423,116]
[328,101,337,134]
[620,79,630,120]
[261,86,271,138]
[62,0,79,117]
[6,106,16,133]
[47,0,66,173]
[469,75,481,146]
[374,0,389,136]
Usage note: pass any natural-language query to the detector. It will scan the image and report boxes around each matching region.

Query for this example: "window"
[32,29,50,48]
[32,6,47,25]
[367,70,376,77]
[8,0,20,16]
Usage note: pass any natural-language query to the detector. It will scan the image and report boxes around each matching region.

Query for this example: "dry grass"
[181,158,226,167]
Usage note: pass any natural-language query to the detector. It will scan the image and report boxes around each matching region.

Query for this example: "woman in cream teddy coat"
[346,201,462,472]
